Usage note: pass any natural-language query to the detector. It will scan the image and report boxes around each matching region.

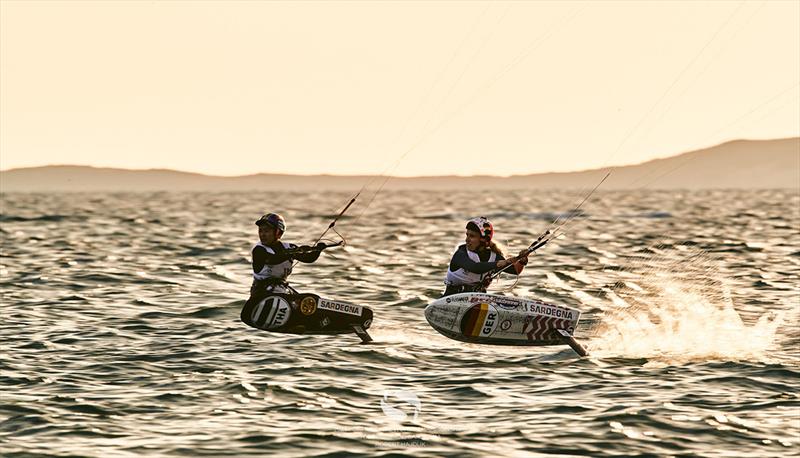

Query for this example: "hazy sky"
[1,1,798,177]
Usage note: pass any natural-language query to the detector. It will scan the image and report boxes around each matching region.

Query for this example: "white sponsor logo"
[524,302,574,320]
[480,304,499,337]
[380,390,421,422]
[318,299,362,316]
[264,296,291,329]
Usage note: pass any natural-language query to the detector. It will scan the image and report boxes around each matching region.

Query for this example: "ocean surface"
[1,189,798,457]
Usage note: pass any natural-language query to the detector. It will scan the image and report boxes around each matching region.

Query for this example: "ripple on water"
[1,190,798,457]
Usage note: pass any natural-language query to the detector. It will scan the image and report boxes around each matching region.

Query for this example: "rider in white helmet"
[442,216,529,297]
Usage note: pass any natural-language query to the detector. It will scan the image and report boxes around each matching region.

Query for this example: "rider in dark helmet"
[442,216,529,297]
[248,213,325,300]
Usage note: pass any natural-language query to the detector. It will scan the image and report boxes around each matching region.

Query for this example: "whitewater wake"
[587,246,787,365]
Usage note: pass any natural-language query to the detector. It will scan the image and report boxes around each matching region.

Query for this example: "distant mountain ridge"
[1,138,798,191]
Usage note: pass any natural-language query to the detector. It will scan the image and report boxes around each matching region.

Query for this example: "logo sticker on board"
[318,299,362,316]
[300,296,317,316]
[254,296,290,330]
[460,303,499,338]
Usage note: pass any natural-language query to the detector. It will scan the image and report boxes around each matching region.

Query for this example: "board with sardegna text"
[425,293,588,356]
[241,293,374,343]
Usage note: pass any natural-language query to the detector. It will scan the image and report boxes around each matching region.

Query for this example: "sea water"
[1,189,798,457]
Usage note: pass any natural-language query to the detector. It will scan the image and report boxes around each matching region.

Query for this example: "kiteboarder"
[442,216,529,297]
[248,213,326,301]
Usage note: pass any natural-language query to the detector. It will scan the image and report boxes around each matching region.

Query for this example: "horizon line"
[1,136,797,178]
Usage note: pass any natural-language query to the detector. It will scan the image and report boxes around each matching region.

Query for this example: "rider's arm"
[292,245,322,263]
[449,246,501,274]
[252,245,293,272]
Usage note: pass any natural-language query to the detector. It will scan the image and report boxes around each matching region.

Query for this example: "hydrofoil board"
[425,293,588,356]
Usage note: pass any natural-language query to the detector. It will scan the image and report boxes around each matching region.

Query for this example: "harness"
[442,283,487,297]
[250,277,297,297]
